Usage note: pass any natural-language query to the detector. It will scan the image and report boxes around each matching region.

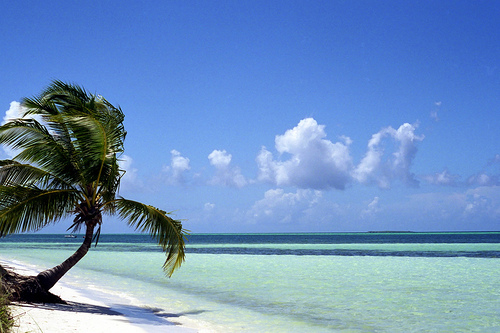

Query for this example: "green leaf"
[114,198,187,277]
[0,80,185,278]
[0,187,78,235]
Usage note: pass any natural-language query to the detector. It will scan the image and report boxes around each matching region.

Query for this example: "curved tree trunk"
[36,222,96,291]
[1,222,96,303]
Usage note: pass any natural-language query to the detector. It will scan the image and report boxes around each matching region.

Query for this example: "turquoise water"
[1,233,500,332]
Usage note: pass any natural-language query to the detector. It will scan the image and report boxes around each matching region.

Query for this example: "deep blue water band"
[2,232,499,258]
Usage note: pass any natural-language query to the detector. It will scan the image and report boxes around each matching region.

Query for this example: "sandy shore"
[3,261,200,333]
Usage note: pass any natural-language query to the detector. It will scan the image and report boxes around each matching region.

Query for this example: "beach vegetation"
[0,274,13,333]
[0,80,187,303]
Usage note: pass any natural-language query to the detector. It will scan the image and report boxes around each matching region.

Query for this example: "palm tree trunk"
[36,222,96,291]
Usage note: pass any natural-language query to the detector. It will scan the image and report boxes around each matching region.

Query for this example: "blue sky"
[1,1,499,233]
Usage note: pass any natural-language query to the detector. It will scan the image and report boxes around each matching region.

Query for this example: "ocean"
[1,232,499,332]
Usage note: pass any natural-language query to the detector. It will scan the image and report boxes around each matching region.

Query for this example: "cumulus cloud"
[2,101,44,125]
[422,169,460,186]
[208,149,247,187]
[2,101,52,159]
[1,101,33,158]
[353,123,424,189]
[208,149,232,168]
[257,118,353,190]
[467,173,499,187]
[248,188,323,224]
[423,156,500,188]
[461,154,500,188]
[2,101,27,125]
[118,154,142,190]
[361,196,381,218]
[163,150,191,185]
[463,186,500,219]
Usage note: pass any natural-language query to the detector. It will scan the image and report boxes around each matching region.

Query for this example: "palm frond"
[36,80,91,113]
[114,198,187,277]
[0,119,81,183]
[0,118,50,151]
[23,96,60,118]
[17,81,126,197]
[0,160,71,190]
[0,81,185,279]
[64,115,123,196]
[21,96,85,184]
[0,187,79,236]
[97,154,121,208]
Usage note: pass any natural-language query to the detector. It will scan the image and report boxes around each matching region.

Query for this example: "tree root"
[0,265,65,304]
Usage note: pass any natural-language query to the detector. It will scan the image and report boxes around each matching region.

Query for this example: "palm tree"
[0,80,186,302]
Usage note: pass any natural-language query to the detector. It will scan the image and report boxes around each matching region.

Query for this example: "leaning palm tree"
[0,80,186,302]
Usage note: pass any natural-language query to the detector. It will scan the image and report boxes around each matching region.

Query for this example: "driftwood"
[0,265,64,304]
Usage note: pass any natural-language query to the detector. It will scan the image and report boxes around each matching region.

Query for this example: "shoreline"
[2,259,200,333]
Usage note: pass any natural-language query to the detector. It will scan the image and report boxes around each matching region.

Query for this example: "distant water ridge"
[1,232,500,332]
[3,231,500,243]
[3,232,500,257]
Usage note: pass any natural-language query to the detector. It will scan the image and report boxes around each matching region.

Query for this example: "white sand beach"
[4,261,200,333]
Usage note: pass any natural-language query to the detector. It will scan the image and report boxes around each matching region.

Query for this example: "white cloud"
[2,101,52,159]
[118,154,142,190]
[361,196,381,218]
[204,202,215,211]
[208,149,247,187]
[2,101,27,125]
[399,186,500,230]
[353,123,424,188]
[467,173,499,187]
[1,101,33,158]
[430,110,439,122]
[463,186,500,219]
[422,169,460,186]
[463,155,500,188]
[208,150,231,168]
[163,150,191,185]
[423,156,500,188]
[257,118,353,190]
[430,101,441,122]
[248,188,323,224]
[431,102,443,122]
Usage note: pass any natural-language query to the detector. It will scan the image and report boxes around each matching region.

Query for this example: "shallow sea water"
[1,233,499,332]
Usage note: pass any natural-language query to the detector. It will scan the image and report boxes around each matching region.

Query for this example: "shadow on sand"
[14,301,208,327]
